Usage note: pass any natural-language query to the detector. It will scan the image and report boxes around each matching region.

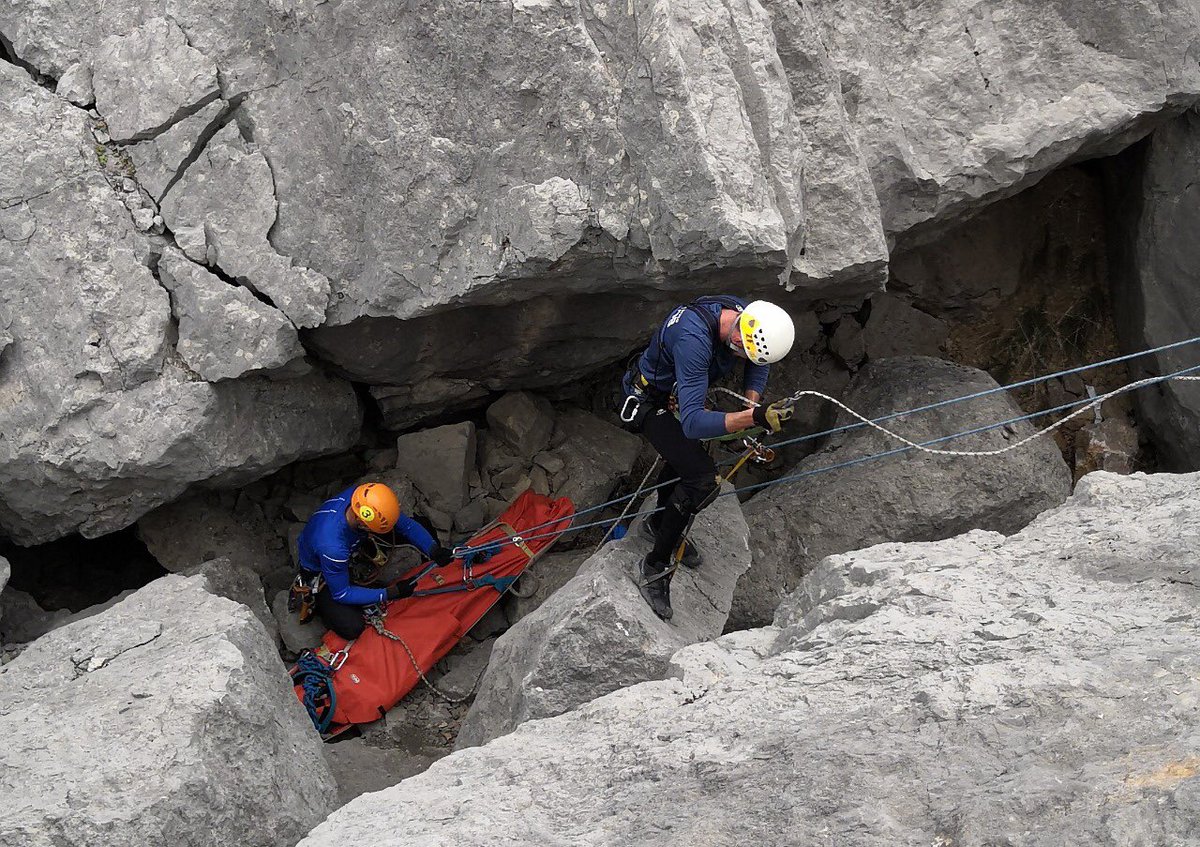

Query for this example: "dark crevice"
[155,219,286,316]
[112,89,223,146]
[0,29,56,91]
[155,97,243,203]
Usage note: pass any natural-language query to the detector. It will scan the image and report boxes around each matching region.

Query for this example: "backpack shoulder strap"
[687,295,744,337]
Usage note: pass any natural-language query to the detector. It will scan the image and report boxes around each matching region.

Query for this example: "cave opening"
[0,527,168,613]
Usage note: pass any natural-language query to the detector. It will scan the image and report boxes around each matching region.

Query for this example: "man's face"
[728,329,749,359]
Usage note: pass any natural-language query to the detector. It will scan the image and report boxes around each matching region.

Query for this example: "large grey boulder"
[485,391,555,458]
[91,18,221,143]
[180,556,277,644]
[297,471,1200,846]
[0,63,363,545]
[456,486,749,749]
[137,491,290,579]
[394,421,477,517]
[734,356,1071,628]
[1105,108,1200,470]
[0,588,71,645]
[0,574,337,847]
[810,0,1200,241]
[542,409,643,512]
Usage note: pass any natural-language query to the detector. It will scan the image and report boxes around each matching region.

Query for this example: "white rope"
[769,372,1198,459]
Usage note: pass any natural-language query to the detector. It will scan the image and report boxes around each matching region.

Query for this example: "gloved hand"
[752,398,795,433]
[385,578,418,601]
[431,544,455,567]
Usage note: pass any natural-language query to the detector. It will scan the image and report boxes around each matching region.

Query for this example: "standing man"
[297,482,455,638]
[619,296,797,620]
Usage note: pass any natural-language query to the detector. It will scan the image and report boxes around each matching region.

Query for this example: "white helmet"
[737,300,795,365]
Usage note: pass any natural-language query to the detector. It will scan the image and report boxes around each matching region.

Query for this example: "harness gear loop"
[288,572,324,624]
[362,604,477,704]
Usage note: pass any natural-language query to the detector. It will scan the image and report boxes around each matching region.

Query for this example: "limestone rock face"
[456,486,749,749]
[485,391,555,458]
[137,491,290,578]
[734,356,1071,628]
[160,122,330,329]
[91,18,220,143]
[394,422,477,517]
[809,0,1200,240]
[545,409,643,512]
[1106,108,1200,470]
[0,574,338,847]
[157,248,307,381]
[127,100,229,201]
[298,471,1200,846]
[0,0,893,390]
[0,64,363,545]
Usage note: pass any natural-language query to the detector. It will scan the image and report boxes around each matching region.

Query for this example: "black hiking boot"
[639,554,674,620]
[641,516,702,569]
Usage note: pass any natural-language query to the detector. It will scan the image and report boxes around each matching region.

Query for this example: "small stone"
[122,178,138,193]
[532,452,564,475]
[92,128,111,144]
[132,208,156,232]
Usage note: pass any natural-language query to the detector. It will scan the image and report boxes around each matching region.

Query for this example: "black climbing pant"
[640,406,718,563]
[315,585,368,640]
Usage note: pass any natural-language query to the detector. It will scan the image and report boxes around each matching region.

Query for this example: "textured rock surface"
[299,471,1200,846]
[91,18,220,143]
[735,356,1071,628]
[137,491,290,578]
[160,122,330,328]
[158,248,306,381]
[1105,108,1200,470]
[182,556,277,644]
[485,391,555,458]
[457,487,749,749]
[0,587,70,645]
[0,574,338,847]
[127,99,228,201]
[0,0,894,391]
[0,63,362,544]
[544,409,643,513]
[394,422,477,517]
[810,0,1200,241]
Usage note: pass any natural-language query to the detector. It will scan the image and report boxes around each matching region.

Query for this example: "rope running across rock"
[455,354,1200,555]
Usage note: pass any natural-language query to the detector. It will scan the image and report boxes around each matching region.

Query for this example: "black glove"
[385,579,418,601]
[431,544,455,567]
[752,398,795,433]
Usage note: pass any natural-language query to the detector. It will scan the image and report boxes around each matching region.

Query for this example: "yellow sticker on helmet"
[359,505,375,522]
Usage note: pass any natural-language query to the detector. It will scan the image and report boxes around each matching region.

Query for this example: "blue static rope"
[293,652,337,734]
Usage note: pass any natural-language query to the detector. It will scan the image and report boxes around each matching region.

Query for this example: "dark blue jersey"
[297,486,437,606]
[628,298,769,439]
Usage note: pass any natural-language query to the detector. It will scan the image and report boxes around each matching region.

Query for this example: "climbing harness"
[287,572,324,624]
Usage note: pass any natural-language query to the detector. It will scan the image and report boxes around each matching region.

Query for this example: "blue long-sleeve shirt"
[628,298,769,440]
[297,486,437,606]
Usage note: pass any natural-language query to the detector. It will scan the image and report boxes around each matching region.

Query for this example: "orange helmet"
[350,483,401,534]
